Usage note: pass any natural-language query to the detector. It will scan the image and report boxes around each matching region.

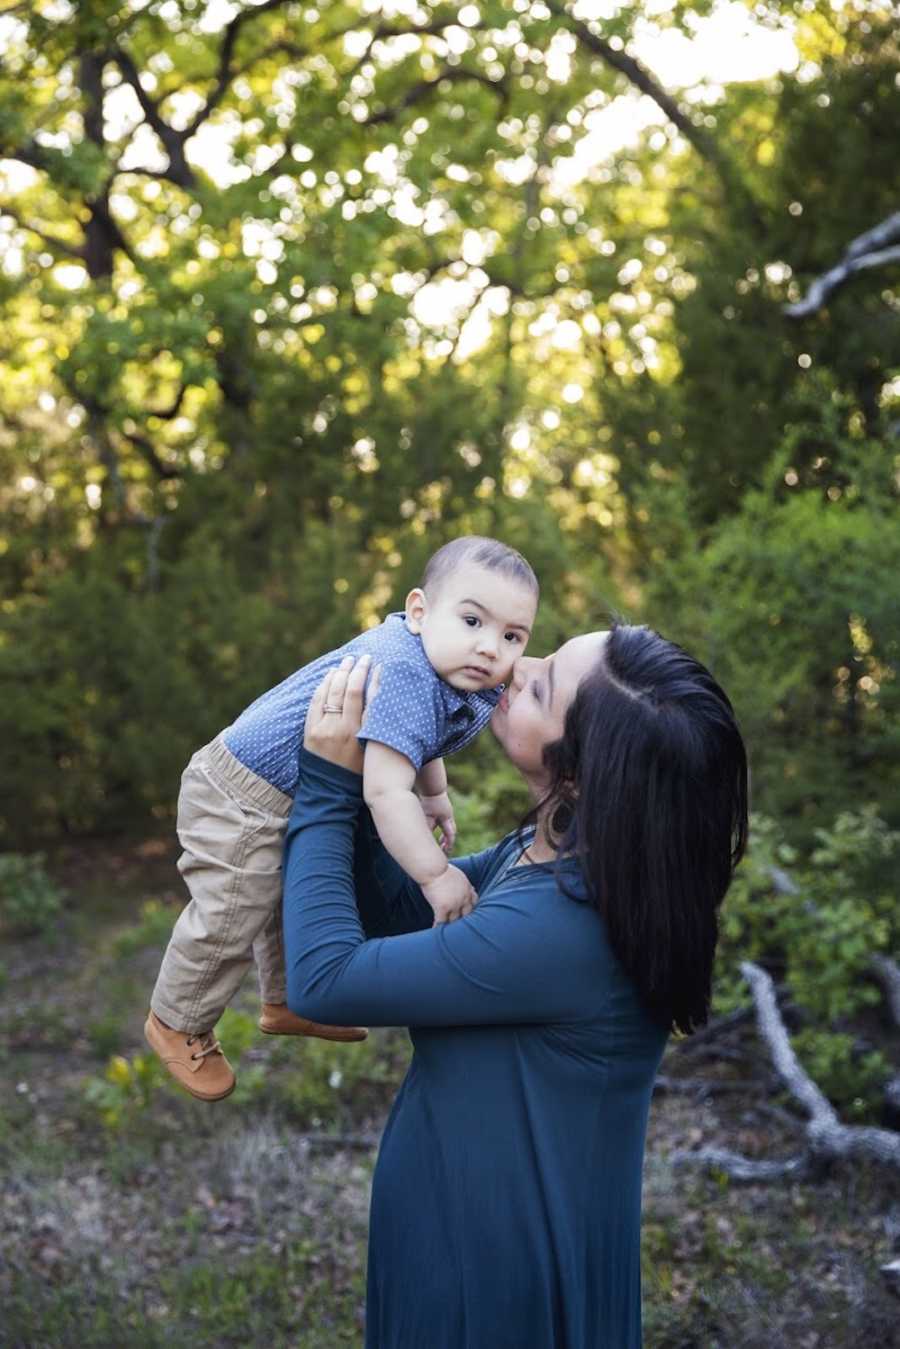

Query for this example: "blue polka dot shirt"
[223,613,503,797]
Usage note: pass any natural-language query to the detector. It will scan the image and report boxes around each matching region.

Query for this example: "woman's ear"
[405,587,428,634]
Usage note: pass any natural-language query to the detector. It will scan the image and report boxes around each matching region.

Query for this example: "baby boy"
[145,535,539,1100]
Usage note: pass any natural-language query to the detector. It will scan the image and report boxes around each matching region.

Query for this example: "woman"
[283,625,748,1348]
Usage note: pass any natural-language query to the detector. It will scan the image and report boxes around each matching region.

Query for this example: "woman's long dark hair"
[529,623,749,1036]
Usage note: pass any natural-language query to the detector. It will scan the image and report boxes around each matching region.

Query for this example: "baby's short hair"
[422,536,539,598]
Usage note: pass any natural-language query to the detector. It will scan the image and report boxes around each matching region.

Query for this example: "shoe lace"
[186,1031,222,1061]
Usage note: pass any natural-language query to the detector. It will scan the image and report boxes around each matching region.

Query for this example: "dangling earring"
[550,796,574,840]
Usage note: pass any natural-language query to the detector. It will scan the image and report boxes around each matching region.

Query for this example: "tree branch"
[744,961,835,1119]
[151,382,189,421]
[182,0,301,137]
[673,1003,758,1052]
[228,38,311,83]
[111,6,352,178]
[365,65,506,126]
[870,955,900,1127]
[675,1146,814,1183]
[110,45,197,187]
[545,0,758,224]
[673,961,900,1181]
[109,46,173,142]
[0,139,52,173]
[118,428,181,480]
[545,3,715,155]
[0,204,85,260]
[871,954,900,1026]
[785,211,900,318]
[653,1074,779,1101]
[87,195,136,266]
[346,17,487,78]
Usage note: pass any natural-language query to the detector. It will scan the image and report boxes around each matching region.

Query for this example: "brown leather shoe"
[258,1003,368,1043]
[144,1010,236,1101]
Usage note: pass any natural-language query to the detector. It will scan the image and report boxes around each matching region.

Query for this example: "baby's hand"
[418,790,456,854]
[421,864,477,925]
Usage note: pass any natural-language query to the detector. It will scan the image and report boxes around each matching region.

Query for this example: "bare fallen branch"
[785,210,900,317]
[654,1074,777,1100]
[746,1100,808,1134]
[301,1131,379,1150]
[871,954,900,1026]
[674,960,900,1181]
[675,1003,756,1052]
[871,954,900,1126]
[742,961,834,1119]
[674,1145,813,1183]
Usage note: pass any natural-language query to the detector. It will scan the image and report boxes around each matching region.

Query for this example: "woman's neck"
[524,811,558,863]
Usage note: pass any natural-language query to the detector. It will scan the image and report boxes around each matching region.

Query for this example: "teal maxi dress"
[283,749,669,1349]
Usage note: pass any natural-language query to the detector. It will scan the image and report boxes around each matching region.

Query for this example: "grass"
[2,1212,366,1348]
[1,833,898,1348]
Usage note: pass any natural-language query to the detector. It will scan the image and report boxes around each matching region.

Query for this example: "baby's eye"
[504,632,522,644]
[463,615,480,628]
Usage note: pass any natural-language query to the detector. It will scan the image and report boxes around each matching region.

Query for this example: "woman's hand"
[304,654,381,775]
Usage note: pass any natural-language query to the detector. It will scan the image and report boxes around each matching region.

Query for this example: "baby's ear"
[405,587,427,633]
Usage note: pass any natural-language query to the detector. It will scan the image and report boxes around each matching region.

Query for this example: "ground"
[1,838,897,1348]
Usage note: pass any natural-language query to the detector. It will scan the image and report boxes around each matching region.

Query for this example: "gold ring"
[323,704,342,714]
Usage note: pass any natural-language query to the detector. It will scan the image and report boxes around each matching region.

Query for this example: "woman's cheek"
[509,700,537,750]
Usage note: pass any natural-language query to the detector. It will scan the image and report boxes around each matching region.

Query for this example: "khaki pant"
[151,735,292,1034]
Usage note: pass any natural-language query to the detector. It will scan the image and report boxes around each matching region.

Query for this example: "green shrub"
[84,1051,168,1130]
[716,807,899,1115]
[112,898,179,957]
[792,1030,891,1120]
[213,1008,268,1104]
[0,851,64,937]
[272,1028,409,1128]
[642,442,900,835]
[86,1014,126,1059]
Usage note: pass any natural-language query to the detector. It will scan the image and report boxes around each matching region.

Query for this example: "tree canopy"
[1,0,898,841]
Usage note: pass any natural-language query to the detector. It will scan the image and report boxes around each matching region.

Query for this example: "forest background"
[1,1,898,1345]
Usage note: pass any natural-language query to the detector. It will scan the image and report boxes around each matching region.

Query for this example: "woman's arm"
[284,748,591,1028]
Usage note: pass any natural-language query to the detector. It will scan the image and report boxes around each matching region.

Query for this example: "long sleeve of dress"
[283,749,608,1029]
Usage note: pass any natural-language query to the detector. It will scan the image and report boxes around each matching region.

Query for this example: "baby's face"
[407,562,537,692]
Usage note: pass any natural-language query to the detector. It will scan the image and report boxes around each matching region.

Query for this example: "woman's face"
[491,632,608,789]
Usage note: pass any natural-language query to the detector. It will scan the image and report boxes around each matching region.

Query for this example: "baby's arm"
[414,757,456,854]
[363,742,474,923]
[416,757,447,796]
